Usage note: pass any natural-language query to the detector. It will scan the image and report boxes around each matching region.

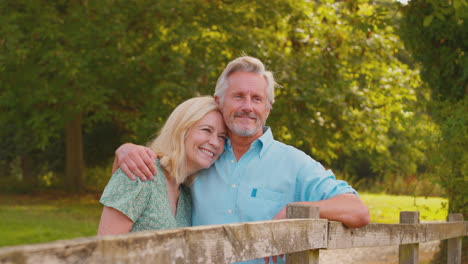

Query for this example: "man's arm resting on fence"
[273,193,370,228]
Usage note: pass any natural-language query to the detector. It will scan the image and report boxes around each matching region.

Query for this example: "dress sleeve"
[100,169,152,222]
[296,158,358,202]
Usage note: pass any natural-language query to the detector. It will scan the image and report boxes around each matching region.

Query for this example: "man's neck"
[229,130,263,160]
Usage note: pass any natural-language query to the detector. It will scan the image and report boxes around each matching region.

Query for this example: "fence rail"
[0,205,465,264]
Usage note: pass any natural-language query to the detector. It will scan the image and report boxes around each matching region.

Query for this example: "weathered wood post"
[447,213,463,264]
[286,204,320,264]
[399,211,420,264]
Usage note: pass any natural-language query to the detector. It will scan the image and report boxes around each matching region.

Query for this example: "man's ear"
[214,96,221,107]
[265,105,271,119]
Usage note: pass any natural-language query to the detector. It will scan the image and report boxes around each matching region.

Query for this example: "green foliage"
[399,0,467,102]
[83,163,113,192]
[0,0,438,193]
[398,0,467,218]
[267,0,432,183]
[426,99,468,215]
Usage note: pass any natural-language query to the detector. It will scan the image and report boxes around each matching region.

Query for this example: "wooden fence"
[0,204,466,264]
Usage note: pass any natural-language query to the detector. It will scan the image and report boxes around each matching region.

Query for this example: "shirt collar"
[257,126,274,158]
[225,126,274,159]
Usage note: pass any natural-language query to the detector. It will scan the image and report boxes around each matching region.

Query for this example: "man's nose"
[240,98,253,112]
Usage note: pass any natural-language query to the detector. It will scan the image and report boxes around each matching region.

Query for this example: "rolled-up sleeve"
[100,169,151,222]
[296,158,357,202]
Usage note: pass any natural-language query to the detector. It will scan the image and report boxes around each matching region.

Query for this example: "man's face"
[217,71,270,138]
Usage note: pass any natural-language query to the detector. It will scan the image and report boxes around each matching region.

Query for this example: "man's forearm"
[275,194,370,228]
[114,143,158,181]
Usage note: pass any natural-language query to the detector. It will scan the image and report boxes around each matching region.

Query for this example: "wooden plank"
[286,204,320,220]
[447,213,463,264]
[327,222,466,249]
[0,219,328,264]
[399,211,419,264]
[286,250,319,264]
[0,229,188,264]
[327,222,425,248]
[424,222,466,242]
[285,204,321,264]
[1,217,466,264]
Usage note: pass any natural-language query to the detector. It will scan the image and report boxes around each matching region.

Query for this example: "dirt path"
[319,241,440,264]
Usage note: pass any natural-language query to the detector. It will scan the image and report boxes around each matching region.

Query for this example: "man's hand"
[262,207,287,263]
[264,254,284,263]
[271,194,370,228]
[272,207,286,220]
[114,143,158,181]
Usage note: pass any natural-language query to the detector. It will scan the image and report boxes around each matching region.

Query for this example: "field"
[360,193,448,223]
[0,192,448,247]
[0,193,102,247]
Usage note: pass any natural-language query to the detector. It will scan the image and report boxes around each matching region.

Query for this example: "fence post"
[286,204,320,264]
[399,211,420,264]
[447,213,463,264]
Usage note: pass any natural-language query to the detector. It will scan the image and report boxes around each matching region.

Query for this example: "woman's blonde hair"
[148,96,220,184]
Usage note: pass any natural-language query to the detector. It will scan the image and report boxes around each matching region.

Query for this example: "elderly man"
[115,56,369,264]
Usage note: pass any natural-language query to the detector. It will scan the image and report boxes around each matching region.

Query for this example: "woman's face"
[184,111,226,173]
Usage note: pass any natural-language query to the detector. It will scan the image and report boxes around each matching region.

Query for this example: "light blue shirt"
[191,127,357,264]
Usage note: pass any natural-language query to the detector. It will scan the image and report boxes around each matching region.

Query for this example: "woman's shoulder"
[139,159,169,195]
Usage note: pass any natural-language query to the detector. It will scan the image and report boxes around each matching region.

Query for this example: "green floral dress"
[100,160,191,231]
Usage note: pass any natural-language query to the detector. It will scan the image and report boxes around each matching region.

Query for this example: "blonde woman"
[98,96,226,235]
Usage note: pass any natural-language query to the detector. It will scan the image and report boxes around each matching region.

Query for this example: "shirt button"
[228,209,233,214]
[232,184,236,188]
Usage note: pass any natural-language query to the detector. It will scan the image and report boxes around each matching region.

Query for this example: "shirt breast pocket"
[240,187,286,221]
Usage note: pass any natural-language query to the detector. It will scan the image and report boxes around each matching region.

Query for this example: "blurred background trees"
[0,0,465,221]
[398,0,467,217]
[398,0,467,261]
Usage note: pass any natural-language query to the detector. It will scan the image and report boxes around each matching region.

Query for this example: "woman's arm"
[98,206,134,236]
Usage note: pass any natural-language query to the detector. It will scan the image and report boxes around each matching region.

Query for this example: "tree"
[398,0,467,261]
[1,0,435,194]
[398,0,467,217]
[262,0,433,187]
[0,0,167,191]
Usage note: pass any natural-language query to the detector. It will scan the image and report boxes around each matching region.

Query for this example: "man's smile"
[234,112,257,121]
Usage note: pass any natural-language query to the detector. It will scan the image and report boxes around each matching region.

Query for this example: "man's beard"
[226,112,264,137]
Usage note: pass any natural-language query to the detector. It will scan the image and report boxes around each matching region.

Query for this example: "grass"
[0,192,449,248]
[0,193,102,247]
[360,192,448,223]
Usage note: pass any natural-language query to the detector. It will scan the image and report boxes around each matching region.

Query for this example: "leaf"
[423,15,434,27]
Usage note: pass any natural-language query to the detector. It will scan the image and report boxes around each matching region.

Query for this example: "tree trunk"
[65,113,84,192]
[20,155,36,186]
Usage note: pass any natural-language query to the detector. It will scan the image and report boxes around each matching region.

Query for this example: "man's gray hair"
[214,56,277,109]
